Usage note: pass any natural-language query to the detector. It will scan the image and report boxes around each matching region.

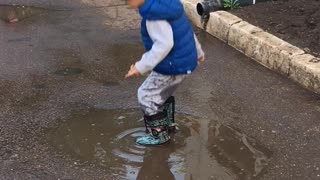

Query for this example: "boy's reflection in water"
[137,146,175,180]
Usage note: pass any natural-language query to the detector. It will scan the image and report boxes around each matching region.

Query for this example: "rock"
[206,11,242,42]
[289,54,320,94]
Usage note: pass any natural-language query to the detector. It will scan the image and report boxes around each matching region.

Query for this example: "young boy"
[125,0,205,145]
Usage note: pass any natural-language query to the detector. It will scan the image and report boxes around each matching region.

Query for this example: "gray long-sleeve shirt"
[135,20,205,75]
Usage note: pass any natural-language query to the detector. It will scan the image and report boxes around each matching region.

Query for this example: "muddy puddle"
[46,109,271,179]
[0,5,48,23]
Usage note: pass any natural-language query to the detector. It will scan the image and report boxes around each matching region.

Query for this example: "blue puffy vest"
[139,0,198,75]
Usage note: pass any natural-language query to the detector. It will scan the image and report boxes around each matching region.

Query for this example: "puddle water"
[54,67,83,76]
[46,109,271,179]
[0,5,48,23]
[207,124,272,179]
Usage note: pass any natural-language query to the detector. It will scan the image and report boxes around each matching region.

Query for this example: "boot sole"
[135,138,171,146]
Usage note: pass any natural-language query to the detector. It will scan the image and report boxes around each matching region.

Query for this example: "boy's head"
[128,0,145,8]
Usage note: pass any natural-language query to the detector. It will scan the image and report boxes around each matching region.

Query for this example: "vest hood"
[139,0,184,20]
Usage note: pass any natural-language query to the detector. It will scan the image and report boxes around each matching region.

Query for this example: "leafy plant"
[223,0,240,9]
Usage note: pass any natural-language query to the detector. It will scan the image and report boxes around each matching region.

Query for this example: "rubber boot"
[164,96,176,133]
[136,112,170,145]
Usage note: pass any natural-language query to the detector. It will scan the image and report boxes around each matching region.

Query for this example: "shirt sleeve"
[194,34,205,58]
[135,20,174,75]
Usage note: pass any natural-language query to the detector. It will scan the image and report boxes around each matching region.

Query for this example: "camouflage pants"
[137,71,187,116]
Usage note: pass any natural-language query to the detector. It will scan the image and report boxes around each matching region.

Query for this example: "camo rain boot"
[164,96,177,133]
[136,112,170,145]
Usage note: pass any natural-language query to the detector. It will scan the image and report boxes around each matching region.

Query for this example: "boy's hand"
[125,64,140,79]
[198,56,205,65]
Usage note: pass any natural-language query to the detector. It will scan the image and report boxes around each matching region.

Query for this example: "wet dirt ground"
[0,0,320,180]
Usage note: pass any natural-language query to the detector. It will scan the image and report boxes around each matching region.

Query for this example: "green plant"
[223,0,240,9]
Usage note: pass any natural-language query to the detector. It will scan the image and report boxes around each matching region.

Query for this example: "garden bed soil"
[232,0,320,57]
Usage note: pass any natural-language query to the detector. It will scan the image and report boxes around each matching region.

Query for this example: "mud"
[46,109,271,179]
[232,0,320,57]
